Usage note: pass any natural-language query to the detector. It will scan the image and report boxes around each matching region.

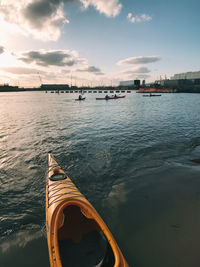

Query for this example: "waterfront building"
[0,84,20,92]
[134,80,140,86]
[171,71,200,80]
[119,80,135,86]
[119,79,141,87]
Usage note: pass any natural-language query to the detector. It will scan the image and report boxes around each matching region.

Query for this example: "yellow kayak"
[46,153,129,267]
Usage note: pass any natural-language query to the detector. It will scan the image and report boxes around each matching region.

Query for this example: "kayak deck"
[46,153,129,267]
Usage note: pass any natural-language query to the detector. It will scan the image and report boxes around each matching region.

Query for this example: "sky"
[0,0,200,87]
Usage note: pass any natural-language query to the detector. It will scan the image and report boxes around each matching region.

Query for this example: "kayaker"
[105,95,109,99]
[79,95,82,100]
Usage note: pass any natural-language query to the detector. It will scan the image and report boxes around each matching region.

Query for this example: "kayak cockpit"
[56,205,115,267]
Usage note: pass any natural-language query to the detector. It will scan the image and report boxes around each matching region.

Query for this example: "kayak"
[143,94,161,97]
[46,153,129,267]
[96,96,126,100]
[75,97,86,101]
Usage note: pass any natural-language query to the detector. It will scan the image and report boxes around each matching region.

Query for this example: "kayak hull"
[96,96,126,100]
[46,153,129,267]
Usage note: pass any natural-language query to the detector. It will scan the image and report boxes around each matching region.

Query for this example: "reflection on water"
[0,92,200,266]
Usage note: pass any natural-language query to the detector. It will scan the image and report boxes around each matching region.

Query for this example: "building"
[0,84,20,92]
[171,71,200,80]
[134,80,140,86]
[119,80,141,87]
[119,80,135,86]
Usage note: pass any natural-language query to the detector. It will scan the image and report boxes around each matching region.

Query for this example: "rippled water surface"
[0,92,200,267]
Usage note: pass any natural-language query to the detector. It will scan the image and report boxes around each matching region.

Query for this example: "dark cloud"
[19,50,76,67]
[23,0,62,28]
[117,56,161,65]
[0,46,5,54]
[22,0,77,29]
[77,65,104,75]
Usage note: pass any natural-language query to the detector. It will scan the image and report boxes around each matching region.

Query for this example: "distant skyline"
[0,0,200,87]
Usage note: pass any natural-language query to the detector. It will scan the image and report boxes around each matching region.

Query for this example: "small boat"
[75,97,86,101]
[75,95,86,101]
[46,153,129,267]
[143,94,161,97]
[96,95,126,100]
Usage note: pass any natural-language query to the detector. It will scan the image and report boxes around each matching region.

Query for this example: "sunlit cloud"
[80,0,122,17]
[0,66,45,75]
[0,0,69,41]
[0,0,122,41]
[0,51,20,68]
[127,12,152,23]
[0,48,105,86]
[112,66,152,83]
[117,56,161,65]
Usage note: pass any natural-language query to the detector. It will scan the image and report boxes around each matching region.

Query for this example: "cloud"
[0,46,5,54]
[123,66,151,74]
[117,56,161,65]
[127,13,152,23]
[0,0,70,41]
[80,0,122,17]
[0,66,45,75]
[77,65,104,75]
[18,50,79,67]
[22,0,69,30]
[0,0,122,41]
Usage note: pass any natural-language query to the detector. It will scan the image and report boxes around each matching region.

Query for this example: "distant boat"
[143,94,161,97]
[75,95,86,101]
[96,95,126,100]
[75,97,86,101]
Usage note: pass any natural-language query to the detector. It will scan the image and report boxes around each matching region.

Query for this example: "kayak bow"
[46,153,129,267]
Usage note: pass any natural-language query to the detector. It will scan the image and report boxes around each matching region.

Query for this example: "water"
[0,91,200,267]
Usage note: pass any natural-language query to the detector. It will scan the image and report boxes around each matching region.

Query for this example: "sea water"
[0,91,200,267]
